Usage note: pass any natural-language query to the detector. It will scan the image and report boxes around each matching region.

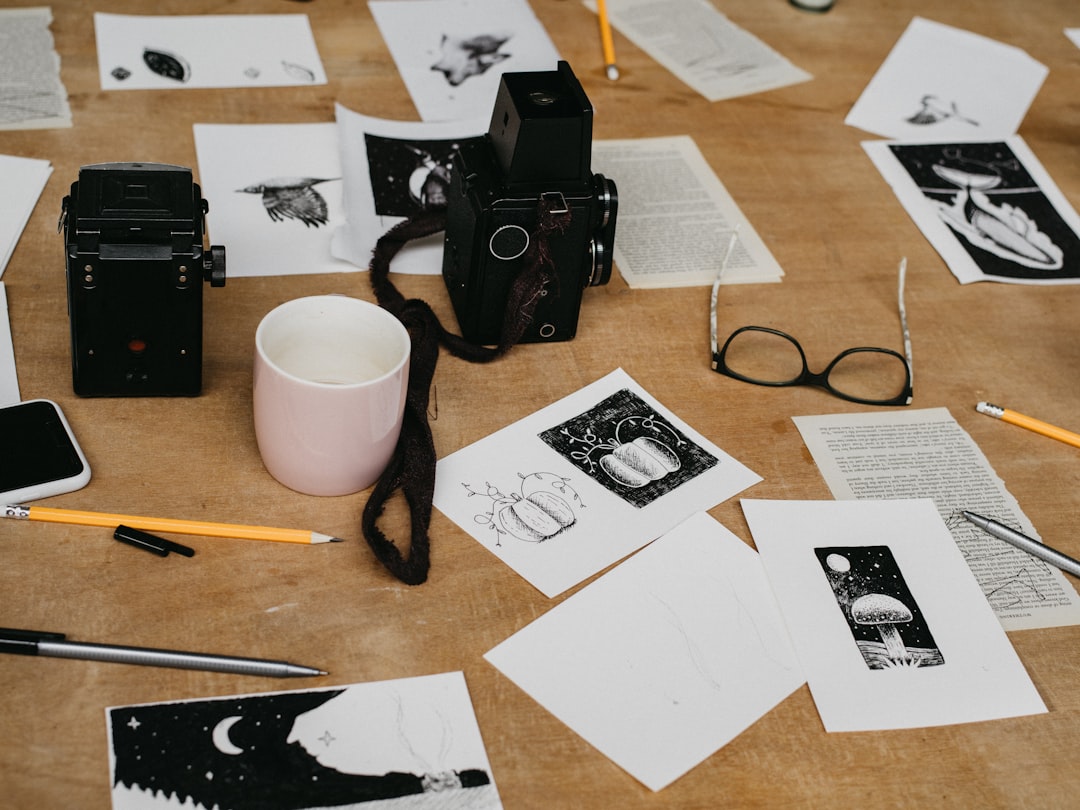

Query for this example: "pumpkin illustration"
[600,436,681,488]
[497,491,576,542]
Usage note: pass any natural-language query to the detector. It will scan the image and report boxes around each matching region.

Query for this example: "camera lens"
[528,91,558,106]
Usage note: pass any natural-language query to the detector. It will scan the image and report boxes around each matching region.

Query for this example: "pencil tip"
[329,536,345,543]
[606,64,620,81]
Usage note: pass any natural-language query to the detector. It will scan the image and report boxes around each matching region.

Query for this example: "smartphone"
[0,399,91,502]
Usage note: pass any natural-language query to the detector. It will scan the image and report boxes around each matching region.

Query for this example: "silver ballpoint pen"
[961,511,1080,578]
[0,628,326,678]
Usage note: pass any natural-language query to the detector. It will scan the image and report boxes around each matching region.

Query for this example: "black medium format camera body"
[61,162,225,397]
[442,61,617,345]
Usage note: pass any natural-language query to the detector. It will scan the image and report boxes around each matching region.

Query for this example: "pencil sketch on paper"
[364,133,485,216]
[887,141,1080,280]
[816,545,944,670]
[905,94,979,127]
[537,388,718,508]
[236,177,341,228]
[463,471,583,546]
[944,512,1057,611]
[281,60,317,83]
[431,32,513,86]
[108,678,502,809]
[142,47,191,82]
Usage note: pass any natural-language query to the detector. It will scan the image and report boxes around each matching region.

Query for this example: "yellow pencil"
[2,504,343,545]
[976,402,1080,451]
[597,0,619,81]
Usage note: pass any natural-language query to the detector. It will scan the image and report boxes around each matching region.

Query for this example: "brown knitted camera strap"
[363,198,571,584]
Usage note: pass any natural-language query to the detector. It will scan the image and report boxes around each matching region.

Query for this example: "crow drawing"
[236,177,339,227]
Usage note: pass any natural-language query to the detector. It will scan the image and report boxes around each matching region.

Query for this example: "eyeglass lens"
[721,328,910,403]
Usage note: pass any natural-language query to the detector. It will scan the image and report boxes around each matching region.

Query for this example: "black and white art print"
[845,17,1047,140]
[815,545,944,670]
[369,0,561,122]
[194,123,348,278]
[106,672,502,810]
[743,498,1047,732]
[538,388,719,509]
[94,13,327,90]
[332,104,486,275]
[433,368,762,597]
[865,136,1080,285]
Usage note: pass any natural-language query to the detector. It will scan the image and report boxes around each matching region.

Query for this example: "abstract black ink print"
[431,33,513,86]
[815,545,944,670]
[236,177,340,227]
[109,688,496,809]
[143,47,190,82]
[905,94,979,127]
[463,471,583,547]
[364,133,485,216]
[538,388,718,508]
[888,141,1080,280]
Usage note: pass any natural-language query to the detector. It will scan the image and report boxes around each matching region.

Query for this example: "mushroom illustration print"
[464,472,582,546]
[815,545,944,670]
[851,594,913,664]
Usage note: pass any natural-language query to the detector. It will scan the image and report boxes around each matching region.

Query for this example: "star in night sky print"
[107,678,498,809]
[815,545,944,670]
[363,133,484,217]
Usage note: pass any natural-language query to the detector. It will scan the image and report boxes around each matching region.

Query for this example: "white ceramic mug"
[253,295,410,496]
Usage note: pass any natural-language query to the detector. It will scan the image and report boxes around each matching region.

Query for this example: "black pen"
[0,628,326,678]
[961,510,1080,578]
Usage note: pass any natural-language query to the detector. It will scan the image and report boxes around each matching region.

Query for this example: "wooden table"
[4,1,1080,806]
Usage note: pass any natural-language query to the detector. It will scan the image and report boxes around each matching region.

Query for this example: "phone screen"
[0,400,86,492]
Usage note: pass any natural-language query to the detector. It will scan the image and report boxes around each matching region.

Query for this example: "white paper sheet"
[194,123,350,278]
[485,511,804,791]
[588,0,811,102]
[0,284,19,407]
[370,0,562,122]
[0,153,51,279]
[743,498,1047,732]
[864,136,1080,285]
[94,13,326,90]
[331,103,486,274]
[433,368,762,597]
[106,671,502,809]
[592,136,783,287]
[792,407,1080,630]
[1067,29,1080,50]
[846,17,1047,140]
[0,7,71,130]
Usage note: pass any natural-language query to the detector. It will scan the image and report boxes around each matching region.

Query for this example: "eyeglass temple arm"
[710,229,741,366]
[897,257,914,402]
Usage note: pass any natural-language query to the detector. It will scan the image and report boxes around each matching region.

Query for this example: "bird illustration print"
[237,177,340,228]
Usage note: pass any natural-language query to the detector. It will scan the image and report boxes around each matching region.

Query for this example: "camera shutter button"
[489,225,529,261]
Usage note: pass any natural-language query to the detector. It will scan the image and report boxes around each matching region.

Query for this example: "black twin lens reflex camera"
[61,162,225,397]
[442,61,618,345]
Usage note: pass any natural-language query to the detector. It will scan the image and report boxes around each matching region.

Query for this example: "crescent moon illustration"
[212,716,245,756]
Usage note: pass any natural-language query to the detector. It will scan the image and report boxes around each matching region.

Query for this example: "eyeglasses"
[709,232,913,406]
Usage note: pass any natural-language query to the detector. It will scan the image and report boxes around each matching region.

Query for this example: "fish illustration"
[931,163,1062,270]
